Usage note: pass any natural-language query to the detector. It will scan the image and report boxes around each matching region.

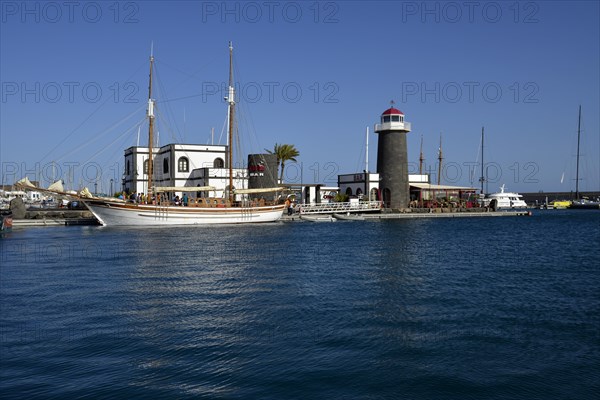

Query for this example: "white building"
[122,143,247,199]
[302,185,339,204]
[337,173,432,201]
[337,173,380,201]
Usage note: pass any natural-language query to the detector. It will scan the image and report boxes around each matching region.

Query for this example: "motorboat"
[299,214,336,222]
[333,213,365,221]
[484,185,528,210]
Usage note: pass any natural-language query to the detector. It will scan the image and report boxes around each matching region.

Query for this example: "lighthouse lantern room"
[375,106,411,133]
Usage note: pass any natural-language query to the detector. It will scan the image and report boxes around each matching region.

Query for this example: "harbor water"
[1,210,599,399]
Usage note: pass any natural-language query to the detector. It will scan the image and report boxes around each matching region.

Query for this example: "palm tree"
[278,144,300,183]
[266,143,282,181]
[266,143,300,183]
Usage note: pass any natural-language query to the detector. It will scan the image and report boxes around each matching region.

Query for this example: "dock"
[12,218,100,227]
[11,209,100,227]
[10,208,531,226]
[363,210,532,219]
[281,210,531,221]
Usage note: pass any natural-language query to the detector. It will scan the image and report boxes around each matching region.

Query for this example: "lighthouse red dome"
[382,107,404,116]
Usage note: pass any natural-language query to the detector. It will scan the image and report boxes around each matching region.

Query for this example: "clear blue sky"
[1,0,599,193]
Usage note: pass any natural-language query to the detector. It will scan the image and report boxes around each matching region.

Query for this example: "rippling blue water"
[1,210,599,399]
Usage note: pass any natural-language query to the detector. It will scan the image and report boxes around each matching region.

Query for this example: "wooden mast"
[575,105,581,200]
[147,46,155,199]
[227,41,235,203]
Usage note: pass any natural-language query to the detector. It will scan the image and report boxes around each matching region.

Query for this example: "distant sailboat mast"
[227,41,235,203]
[479,127,485,195]
[419,135,424,175]
[437,133,443,186]
[575,105,582,200]
[419,135,425,207]
[365,126,369,200]
[365,126,369,174]
[147,44,155,196]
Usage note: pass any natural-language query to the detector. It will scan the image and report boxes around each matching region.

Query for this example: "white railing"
[374,121,411,132]
[296,201,382,215]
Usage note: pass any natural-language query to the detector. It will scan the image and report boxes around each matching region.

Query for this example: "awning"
[234,187,287,194]
[410,183,477,191]
[153,186,216,193]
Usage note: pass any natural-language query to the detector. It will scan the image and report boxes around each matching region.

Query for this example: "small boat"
[553,200,571,209]
[484,185,528,210]
[567,106,599,210]
[299,214,336,222]
[1,210,13,232]
[333,213,365,221]
[569,198,600,210]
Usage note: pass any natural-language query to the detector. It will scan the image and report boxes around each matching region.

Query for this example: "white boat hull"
[487,199,528,210]
[484,185,528,210]
[333,213,365,221]
[84,200,285,226]
[299,214,336,222]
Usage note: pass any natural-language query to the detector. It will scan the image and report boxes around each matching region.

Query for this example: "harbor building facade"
[337,173,380,201]
[122,144,247,199]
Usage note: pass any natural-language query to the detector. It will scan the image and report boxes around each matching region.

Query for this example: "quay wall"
[521,191,600,205]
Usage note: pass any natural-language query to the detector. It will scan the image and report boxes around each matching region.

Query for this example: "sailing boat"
[80,43,286,225]
[569,105,600,210]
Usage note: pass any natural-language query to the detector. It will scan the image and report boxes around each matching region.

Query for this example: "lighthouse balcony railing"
[374,122,411,132]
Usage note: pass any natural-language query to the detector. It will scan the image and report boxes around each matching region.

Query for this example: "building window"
[346,187,352,196]
[163,158,169,174]
[143,159,149,174]
[371,188,379,200]
[126,160,130,175]
[356,188,363,196]
[382,116,391,123]
[391,115,400,122]
[400,116,404,122]
[214,158,224,168]
[178,157,189,172]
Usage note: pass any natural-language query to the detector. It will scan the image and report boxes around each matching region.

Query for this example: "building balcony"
[374,121,411,133]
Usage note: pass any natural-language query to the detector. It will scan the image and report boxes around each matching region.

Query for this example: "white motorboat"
[484,185,528,210]
[299,214,336,222]
[333,213,365,221]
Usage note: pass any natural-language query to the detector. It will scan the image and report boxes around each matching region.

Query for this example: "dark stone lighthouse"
[375,104,412,209]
